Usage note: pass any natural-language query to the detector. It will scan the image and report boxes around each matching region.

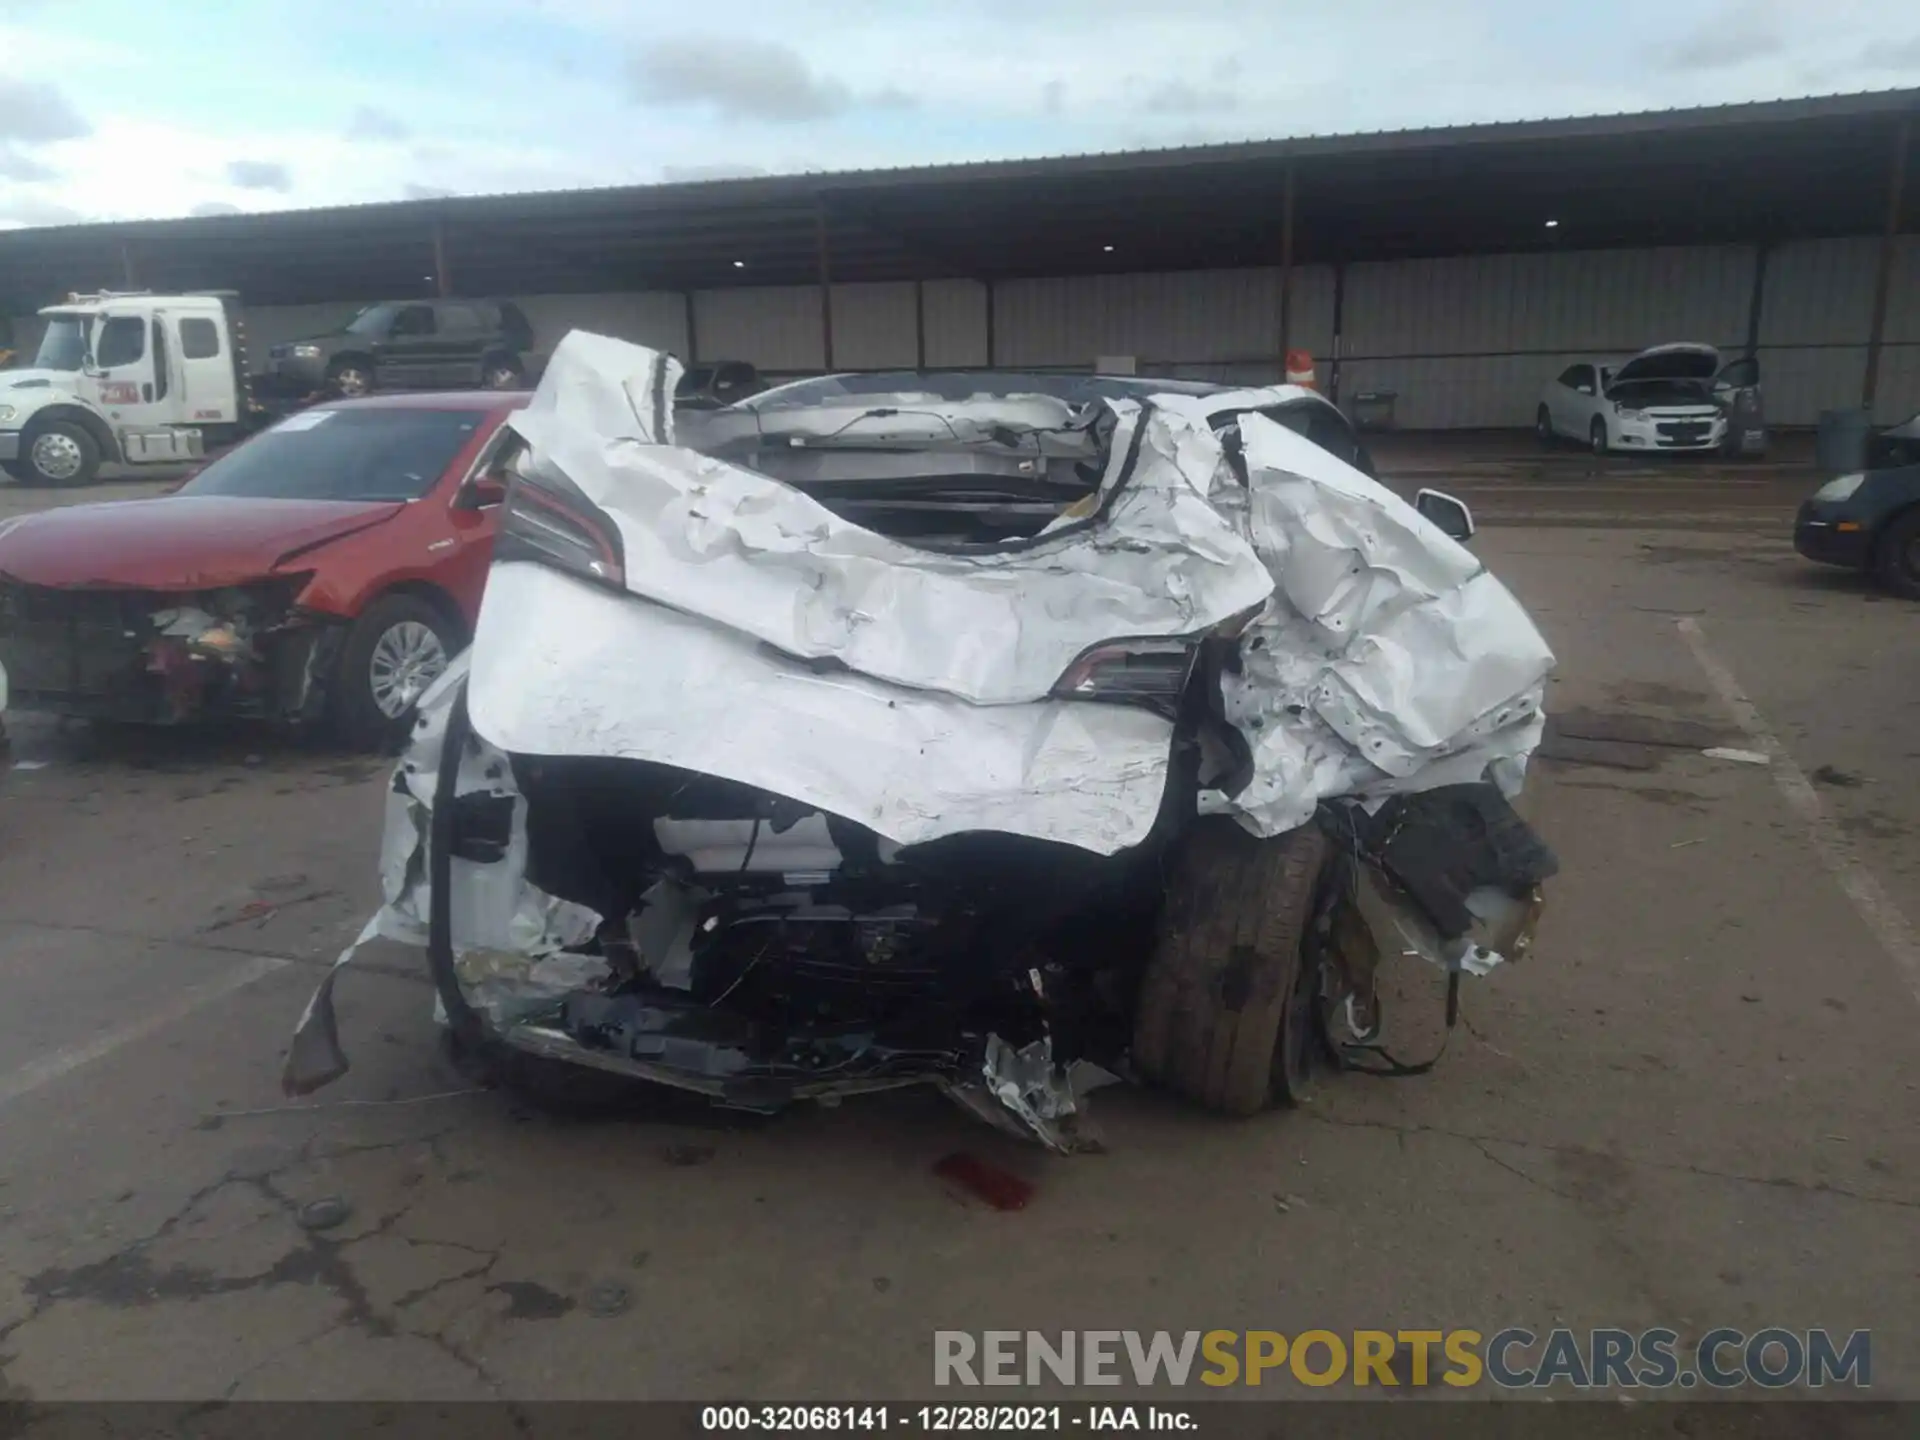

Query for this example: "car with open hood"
[0,391,525,745]
[285,337,1559,1150]
[1537,343,1759,455]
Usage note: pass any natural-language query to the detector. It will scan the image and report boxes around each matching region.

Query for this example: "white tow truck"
[0,290,275,487]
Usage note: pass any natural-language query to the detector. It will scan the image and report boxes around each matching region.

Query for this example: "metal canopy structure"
[2,88,1916,312]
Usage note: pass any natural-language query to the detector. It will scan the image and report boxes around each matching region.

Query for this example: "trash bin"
[1815,408,1873,475]
[1351,390,1397,432]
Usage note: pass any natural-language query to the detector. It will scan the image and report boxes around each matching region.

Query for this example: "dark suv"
[263,299,535,398]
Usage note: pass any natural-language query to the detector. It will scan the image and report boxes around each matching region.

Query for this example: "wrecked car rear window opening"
[182,408,482,503]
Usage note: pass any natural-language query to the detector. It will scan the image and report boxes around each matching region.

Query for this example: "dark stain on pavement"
[487,1280,575,1321]
[23,1224,390,1337]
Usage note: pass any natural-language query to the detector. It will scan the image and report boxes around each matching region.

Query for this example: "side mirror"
[1415,487,1475,542]
[458,475,509,510]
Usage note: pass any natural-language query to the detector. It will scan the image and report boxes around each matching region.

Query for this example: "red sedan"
[0,392,525,746]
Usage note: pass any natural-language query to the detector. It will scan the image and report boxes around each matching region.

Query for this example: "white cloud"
[0,75,90,142]
[625,37,853,122]
[0,143,58,181]
[346,105,411,142]
[227,159,293,192]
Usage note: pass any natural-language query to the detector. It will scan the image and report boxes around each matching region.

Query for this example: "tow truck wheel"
[20,420,100,487]
[1132,818,1329,1116]
[332,594,459,749]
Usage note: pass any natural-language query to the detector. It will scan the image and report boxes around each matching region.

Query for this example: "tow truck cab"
[0,291,258,486]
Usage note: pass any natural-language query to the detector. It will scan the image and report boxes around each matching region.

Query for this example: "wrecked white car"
[285,336,1559,1151]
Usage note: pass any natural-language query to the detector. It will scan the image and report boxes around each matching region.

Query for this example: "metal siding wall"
[693,285,823,371]
[1339,246,1756,428]
[921,279,988,367]
[12,239,1910,428]
[990,267,1335,372]
[1758,236,1920,424]
[829,282,918,369]
[512,292,686,355]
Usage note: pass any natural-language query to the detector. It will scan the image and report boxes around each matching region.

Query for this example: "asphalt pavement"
[0,448,1914,1405]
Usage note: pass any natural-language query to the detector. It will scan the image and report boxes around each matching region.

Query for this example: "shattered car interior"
[286,333,1560,1152]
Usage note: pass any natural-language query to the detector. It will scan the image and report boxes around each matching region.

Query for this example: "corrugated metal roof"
[2,86,1914,308]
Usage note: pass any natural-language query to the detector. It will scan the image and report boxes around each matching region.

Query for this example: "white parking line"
[0,955,288,1110]
[1678,616,1920,1008]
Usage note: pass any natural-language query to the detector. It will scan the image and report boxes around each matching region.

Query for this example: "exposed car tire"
[332,594,460,748]
[326,357,375,398]
[1132,818,1329,1116]
[18,420,101,487]
[481,355,524,390]
[1589,417,1609,456]
[1535,406,1555,447]
[1872,506,1920,600]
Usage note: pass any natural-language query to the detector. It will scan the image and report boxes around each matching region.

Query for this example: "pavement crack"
[390,1253,500,1312]
[1470,1141,1578,1200]
[216,1315,350,1401]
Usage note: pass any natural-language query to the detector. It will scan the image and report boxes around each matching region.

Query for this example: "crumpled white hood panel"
[470,335,1553,853]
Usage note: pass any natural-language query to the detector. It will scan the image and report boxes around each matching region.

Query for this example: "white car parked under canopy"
[1537,343,1745,456]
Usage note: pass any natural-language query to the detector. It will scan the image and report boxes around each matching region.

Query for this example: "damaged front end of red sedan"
[0,571,347,725]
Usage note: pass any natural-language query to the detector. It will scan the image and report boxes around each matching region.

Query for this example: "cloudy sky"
[2,0,1918,230]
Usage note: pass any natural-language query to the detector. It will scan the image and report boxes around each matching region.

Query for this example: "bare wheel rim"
[334,367,370,396]
[30,431,84,481]
[368,620,448,718]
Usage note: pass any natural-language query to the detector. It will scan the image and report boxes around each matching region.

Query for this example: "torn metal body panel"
[284,335,1560,1146]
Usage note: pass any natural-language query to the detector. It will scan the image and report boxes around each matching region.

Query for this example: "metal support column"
[984,279,996,368]
[431,218,451,298]
[815,197,835,371]
[1863,115,1911,413]
[1329,262,1346,405]
[120,242,137,290]
[1744,240,1771,359]
[1277,162,1297,374]
[683,290,699,364]
[914,279,927,371]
